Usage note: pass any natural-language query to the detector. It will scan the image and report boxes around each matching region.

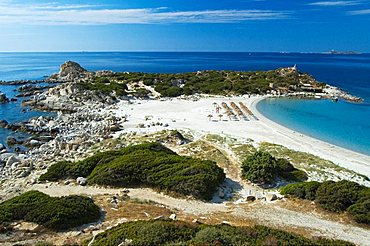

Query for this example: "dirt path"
[28,182,370,245]
[29,183,228,215]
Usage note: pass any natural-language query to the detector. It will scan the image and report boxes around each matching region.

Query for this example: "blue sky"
[0,0,369,52]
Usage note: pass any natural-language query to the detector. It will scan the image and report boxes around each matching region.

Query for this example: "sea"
[0,52,369,155]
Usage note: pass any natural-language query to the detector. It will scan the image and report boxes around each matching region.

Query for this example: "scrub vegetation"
[241,151,308,184]
[0,191,100,231]
[39,142,225,200]
[281,180,370,225]
[84,219,352,246]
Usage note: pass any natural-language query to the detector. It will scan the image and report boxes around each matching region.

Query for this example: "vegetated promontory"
[70,65,324,98]
[281,180,370,225]
[39,142,225,200]
[83,219,353,246]
[107,66,323,97]
[0,191,100,231]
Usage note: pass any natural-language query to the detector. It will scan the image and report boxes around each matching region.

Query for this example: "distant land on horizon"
[0,50,366,54]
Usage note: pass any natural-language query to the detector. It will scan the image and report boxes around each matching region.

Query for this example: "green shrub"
[347,200,370,224]
[280,181,321,200]
[280,180,370,225]
[241,151,307,184]
[40,142,225,200]
[39,150,122,181]
[38,161,71,181]
[86,219,353,246]
[132,88,151,98]
[78,77,128,97]
[316,180,364,212]
[0,191,100,231]
[241,151,277,184]
[35,242,54,246]
[90,220,196,246]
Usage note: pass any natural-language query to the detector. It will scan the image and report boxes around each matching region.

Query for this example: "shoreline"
[253,96,370,156]
[111,95,370,177]
[250,96,370,176]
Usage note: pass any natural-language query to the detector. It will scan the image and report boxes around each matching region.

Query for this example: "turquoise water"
[0,52,369,155]
[257,98,370,156]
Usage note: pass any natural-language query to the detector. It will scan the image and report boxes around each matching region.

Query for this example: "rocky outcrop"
[0,152,32,178]
[47,61,92,82]
[24,82,120,113]
[59,61,86,77]
[161,130,190,146]
[0,93,9,103]
[0,120,8,128]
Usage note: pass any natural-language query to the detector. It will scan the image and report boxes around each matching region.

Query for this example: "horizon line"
[0,50,365,54]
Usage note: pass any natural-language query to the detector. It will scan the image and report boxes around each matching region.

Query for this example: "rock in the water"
[76,177,87,186]
[7,137,20,146]
[0,120,8,128]
[60,61,86,77]
[0,143,5,151]
[0,93,9,103]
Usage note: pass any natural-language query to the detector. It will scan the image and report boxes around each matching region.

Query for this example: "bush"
[0,191,100,231]
[85,219,353,246]
[316,180,364,212]
[347,200,370,224]
[241,151,277,184]
[40,142,225,200]
[132,88,151,98]
[39,150,122,181]
[78,77,128,97]
[280,181,321,200]
[38,161,71,181]
[280,180,370,225]
[241,151,307,184]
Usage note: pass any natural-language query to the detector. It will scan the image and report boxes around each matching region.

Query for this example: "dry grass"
[177,139,241,180]
[94,195,175,222]
[259,142,368,183]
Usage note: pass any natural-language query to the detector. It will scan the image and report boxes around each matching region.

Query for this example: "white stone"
[169,214,177,220]
[0,153,13,162]
[77,177,87,186]
[29,140,40,146]
[6,155,21,167]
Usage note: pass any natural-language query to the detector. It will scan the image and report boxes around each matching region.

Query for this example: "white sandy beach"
[110,95,370,177]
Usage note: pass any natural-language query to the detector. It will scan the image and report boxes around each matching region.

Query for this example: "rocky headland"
[0,62,124,198]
